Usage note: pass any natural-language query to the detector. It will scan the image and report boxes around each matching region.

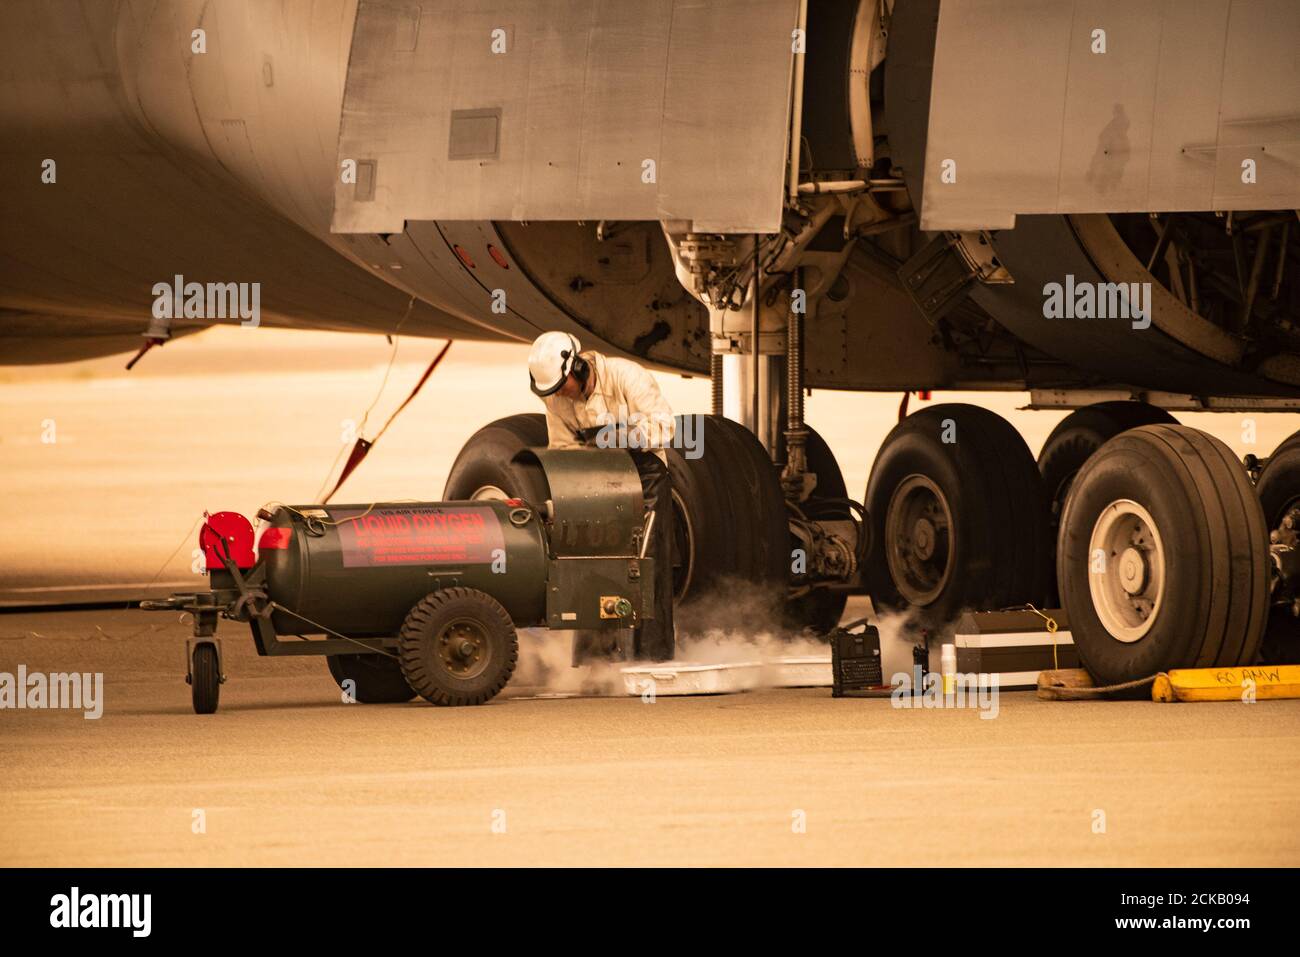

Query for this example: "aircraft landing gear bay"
[1058,425,1269,684]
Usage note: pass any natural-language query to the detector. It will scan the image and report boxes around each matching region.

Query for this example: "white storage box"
[764,655,832,688]
[621,660,763,696]
[953,610,1078,690]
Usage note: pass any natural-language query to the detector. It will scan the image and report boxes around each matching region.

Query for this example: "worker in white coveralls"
[527,331,676,662]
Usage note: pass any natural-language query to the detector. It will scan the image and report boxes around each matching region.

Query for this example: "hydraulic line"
[787,0,808,205]
[782,266,808,499]
[710,353,724,417]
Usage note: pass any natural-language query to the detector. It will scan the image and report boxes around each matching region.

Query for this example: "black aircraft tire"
[866,404,1051,630]
[781,426,850,636]
[1256,430,1300,664]
[1257,430,1300,526]
[1038,402,1177,603]
[443,414,550,503]
[1058,425,1269,684]
[665,415,788,614]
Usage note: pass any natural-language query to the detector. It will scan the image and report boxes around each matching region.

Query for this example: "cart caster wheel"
[190,643,221,715]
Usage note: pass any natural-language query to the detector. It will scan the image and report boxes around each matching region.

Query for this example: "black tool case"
[829,617,884,697]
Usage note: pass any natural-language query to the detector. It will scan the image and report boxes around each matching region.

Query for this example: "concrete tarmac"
[2,604,1297,867]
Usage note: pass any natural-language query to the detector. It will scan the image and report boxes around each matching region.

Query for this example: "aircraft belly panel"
[920,0,1300,230]
[332,0,798,234]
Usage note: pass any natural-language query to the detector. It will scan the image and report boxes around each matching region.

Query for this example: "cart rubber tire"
[1058,425,1269,684]
[866,403,1051,629]
[327,653,416,703]
[398,587,518,706]
[191,643,220,715]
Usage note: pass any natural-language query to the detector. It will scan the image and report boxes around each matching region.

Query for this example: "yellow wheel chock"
[1151,665,1300,703]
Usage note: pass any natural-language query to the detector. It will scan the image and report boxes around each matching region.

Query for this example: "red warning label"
[333,506,505,567]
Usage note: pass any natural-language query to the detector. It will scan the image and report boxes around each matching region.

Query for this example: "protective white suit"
[540,351,676,463]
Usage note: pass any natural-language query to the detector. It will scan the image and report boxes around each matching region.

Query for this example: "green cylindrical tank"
[260,500,548,637]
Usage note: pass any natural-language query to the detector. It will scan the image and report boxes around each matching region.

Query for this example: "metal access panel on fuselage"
[920,0,1300,230]
[332,0,799,235]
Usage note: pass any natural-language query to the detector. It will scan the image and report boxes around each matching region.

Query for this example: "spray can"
[941,643,957,699]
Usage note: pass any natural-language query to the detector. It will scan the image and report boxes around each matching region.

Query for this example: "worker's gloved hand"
[575,426,604,445]
[574,420,663,451]
[575,423,659,451]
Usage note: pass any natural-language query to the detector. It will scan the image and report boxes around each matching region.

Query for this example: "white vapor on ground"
[511,582,932,697]
[873,607,928,682]
[511,627,628,697]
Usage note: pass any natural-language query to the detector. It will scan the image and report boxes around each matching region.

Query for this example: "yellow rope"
[1025,602,1060,670]
[259,499,427,529]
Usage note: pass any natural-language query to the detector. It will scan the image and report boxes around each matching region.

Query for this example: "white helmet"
[528,331,581,397]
